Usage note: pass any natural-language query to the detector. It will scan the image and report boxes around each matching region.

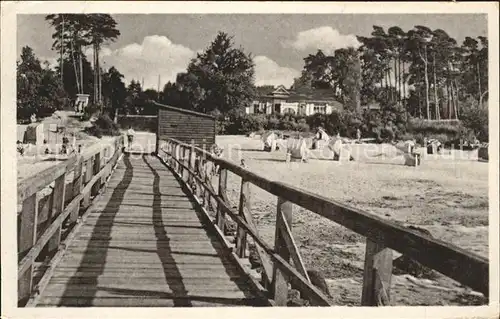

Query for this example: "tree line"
[294,25,488,120]
[17,14,156,122]
[17,17,488,142]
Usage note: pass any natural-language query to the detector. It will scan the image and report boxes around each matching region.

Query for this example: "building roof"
[255,85,342,108]
[152,101,216,120]
[287,87,338,102]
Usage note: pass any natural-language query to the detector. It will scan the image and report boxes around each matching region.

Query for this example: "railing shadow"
[161,160,261,305]
[58,154,134,306]
[142,155,193,307]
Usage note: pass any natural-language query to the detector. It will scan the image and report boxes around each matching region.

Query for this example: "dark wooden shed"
[154,102,216,153]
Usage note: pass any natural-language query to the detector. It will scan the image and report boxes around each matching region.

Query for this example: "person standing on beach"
[356,128,361,142]
[127,126,135,150]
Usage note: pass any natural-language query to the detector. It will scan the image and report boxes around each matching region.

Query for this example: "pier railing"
[159,137,489,306]
[17,136,124,306]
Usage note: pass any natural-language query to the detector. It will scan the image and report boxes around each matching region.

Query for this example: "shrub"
[460,105,488,142]
[86,113,121,138]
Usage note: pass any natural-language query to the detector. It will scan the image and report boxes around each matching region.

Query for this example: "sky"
[17,14,487,90]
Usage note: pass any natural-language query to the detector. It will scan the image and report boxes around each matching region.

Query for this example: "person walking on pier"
[127,126,135,150]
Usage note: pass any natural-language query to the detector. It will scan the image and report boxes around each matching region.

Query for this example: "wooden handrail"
[158,146,331,305]
[159,137,489,306]
[17,136,124,306]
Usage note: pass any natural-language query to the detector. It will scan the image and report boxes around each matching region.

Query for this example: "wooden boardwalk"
[36,154,264,307]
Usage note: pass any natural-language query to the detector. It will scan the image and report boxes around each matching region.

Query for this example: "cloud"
[83,35,298,89]
[86,35,197,89]
[285,26,361,54]
[253,56,300,87]
[39,56,58,70]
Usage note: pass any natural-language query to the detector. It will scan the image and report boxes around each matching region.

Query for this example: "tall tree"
[17,46,67,121]
[408,26,433,119]
[177,32,256,114]
[101,66,127,120]
[86,14,120,106]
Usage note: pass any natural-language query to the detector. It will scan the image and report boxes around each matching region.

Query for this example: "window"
[274,103,281,114]
[254,104,260,114]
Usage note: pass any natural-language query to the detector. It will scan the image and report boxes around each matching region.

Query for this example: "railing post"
[69,156,83,224]
[189,145,195,177]
[186,147,193,185]
[82,156,93,208]
[216,168,228,233]
[271,196,293,306]
[203,161,211,208]
[361,239,393,306]
[182,147,189,182]
[235,179,250,258]
[91,151,101,196]
[17,193,38,305]
[46,172,66,254]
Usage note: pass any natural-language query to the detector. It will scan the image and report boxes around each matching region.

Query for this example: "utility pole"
[157,74,160,101]
[141,77,144,90]
[60,15,64,83]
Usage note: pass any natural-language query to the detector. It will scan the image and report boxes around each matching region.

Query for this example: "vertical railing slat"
[235,179,250,258]
[69,156,83,224]
[46,172,66,254]
[91,151,101,196]
[216,168,228,233]
[82,156,93,208]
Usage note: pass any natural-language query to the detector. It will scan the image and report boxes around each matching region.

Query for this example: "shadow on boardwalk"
[54,153,262,307]
[58,154,134,306]
[142,155,193,306]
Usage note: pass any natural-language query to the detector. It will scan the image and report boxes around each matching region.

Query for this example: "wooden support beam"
[236,179,250,258]
[69,156,83,224]
[271,197,293,306]
[82,157,93,208]
[17,193,38,305]
[91,152,101,196]
[216,168,228,233]
[277,208,310,283]
[361,239,393,306]
[46,173,66,254]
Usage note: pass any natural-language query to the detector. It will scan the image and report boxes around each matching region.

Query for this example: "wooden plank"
[53,262,240,270]
[361,239,392,306]
[41,285,253,299]
[18,195,82,278]
[36,296,261,307]
[271,197,292,306]
[45,277,250,287]
[18,193,38,304]
[17,154,78,203]
[216,168,228,232]
[64,247,221,256]
[277,208,310,284]
[82,157,93,208]
[69,156,83,224]
[91,152,101,196]
[49,269,243,279]
[58,254,235,264]
[66,242,222,251]
[46,172,66,254]
[235,179,250,258]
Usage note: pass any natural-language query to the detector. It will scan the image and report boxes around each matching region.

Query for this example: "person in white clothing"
[127,126,135,149]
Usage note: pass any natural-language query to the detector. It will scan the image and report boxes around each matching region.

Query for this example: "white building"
[246,85,342,116]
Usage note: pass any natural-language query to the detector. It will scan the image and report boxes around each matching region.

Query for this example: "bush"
[460,105,488,142]
[85,113,121,138]
[82,103,102,121]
